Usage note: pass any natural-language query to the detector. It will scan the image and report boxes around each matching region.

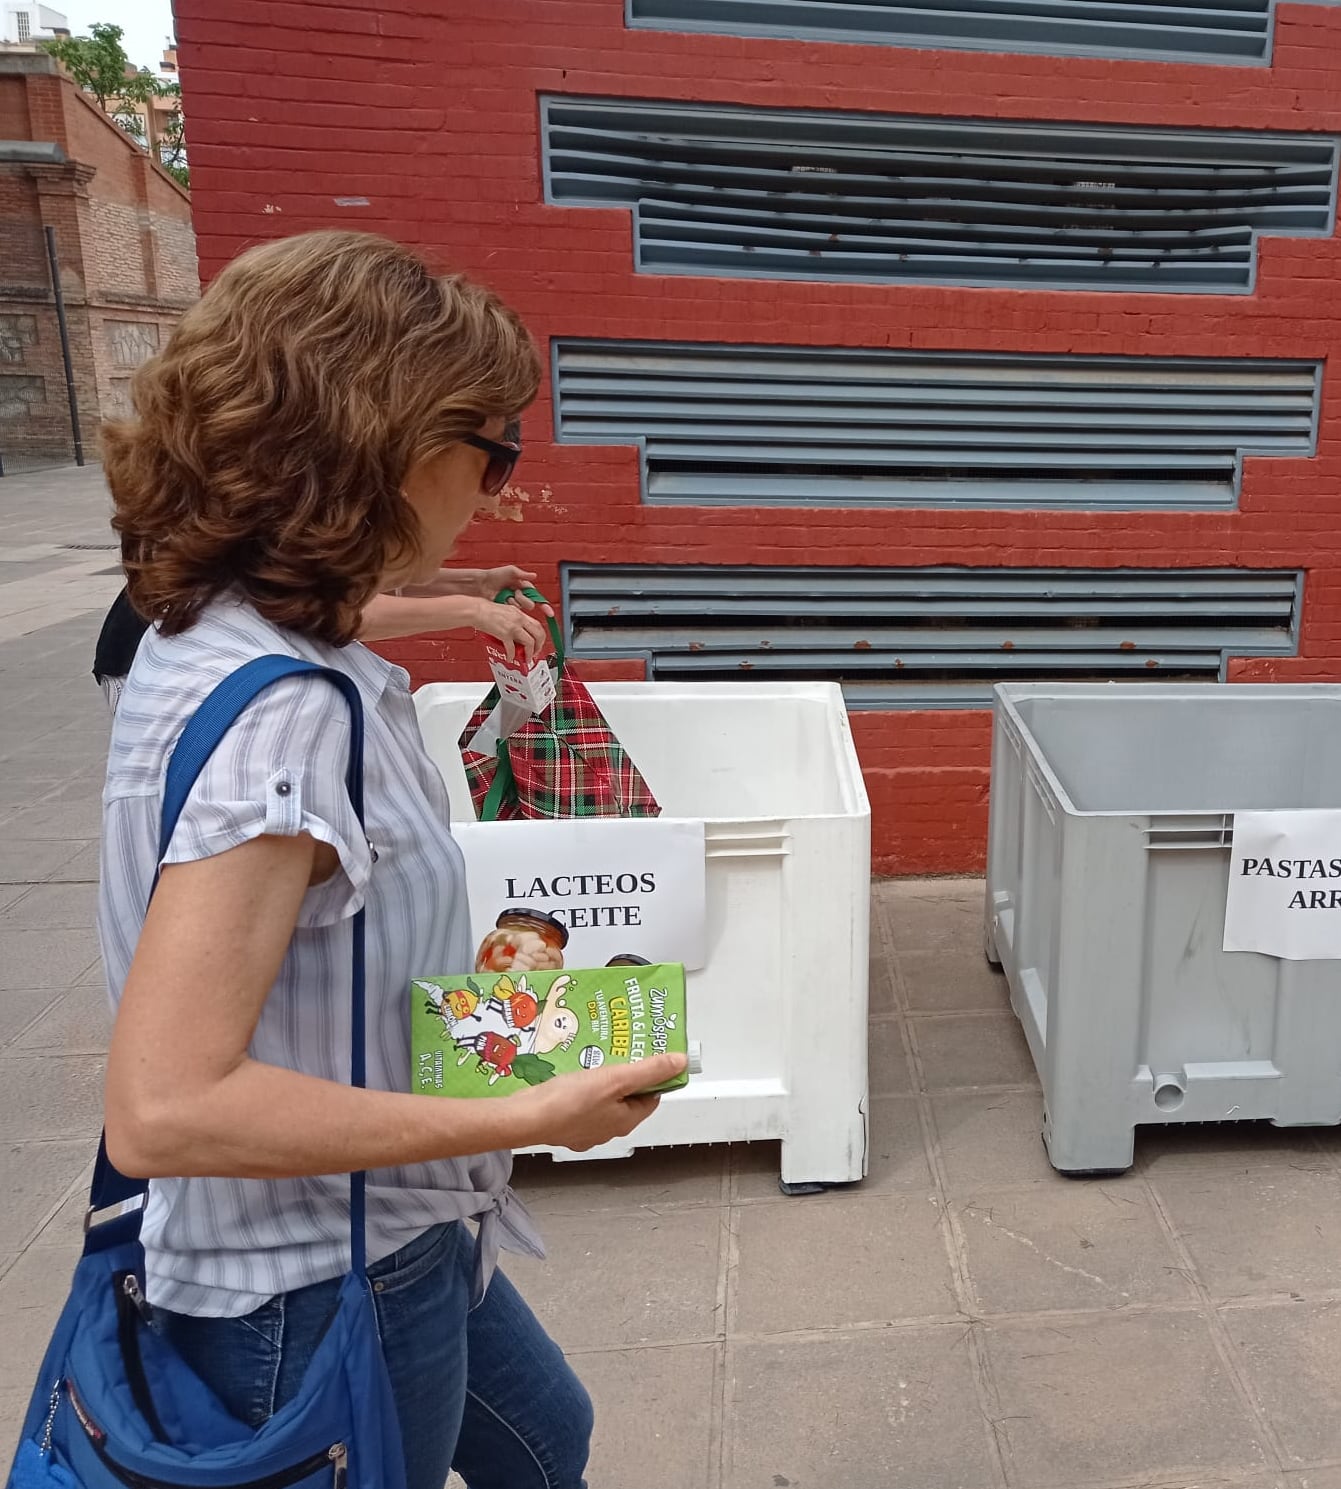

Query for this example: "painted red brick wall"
[175,0,1341,873]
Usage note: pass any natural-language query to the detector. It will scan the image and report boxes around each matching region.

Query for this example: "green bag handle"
[492,586,564,670]
[478,588,562,823]
[480,736,514,822]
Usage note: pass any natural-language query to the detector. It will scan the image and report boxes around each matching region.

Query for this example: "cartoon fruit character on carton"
[415,973,581,1087]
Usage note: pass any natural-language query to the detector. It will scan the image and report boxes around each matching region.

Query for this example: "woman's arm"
[356,592,483,643]
[397,565,544,604]
[357,591,548,660]
[104,831,682,1179]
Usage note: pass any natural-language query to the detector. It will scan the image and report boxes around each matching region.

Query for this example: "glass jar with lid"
[474,909,569,973]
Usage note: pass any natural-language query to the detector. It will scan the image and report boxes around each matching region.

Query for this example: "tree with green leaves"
[42,22,188,190]
[42,21,136,108]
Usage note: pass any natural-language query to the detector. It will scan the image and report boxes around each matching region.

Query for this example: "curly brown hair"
[103,231,541,645]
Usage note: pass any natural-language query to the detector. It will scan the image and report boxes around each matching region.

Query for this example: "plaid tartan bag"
[460,588,660,822]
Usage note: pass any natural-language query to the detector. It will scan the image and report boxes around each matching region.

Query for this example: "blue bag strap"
[86,655,369,1276]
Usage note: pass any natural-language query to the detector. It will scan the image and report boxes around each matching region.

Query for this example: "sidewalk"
[4,467,1341,1489]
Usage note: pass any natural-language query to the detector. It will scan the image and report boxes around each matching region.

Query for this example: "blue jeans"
[155,1222,592,1489]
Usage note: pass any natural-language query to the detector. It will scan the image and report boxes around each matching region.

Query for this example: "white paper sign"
[1224,810,1341,960]
[452,818,707,972]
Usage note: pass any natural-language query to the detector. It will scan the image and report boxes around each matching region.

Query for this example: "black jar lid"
[494,907,570,949]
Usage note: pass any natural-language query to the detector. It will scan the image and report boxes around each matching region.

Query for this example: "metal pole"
[44,226,84,468]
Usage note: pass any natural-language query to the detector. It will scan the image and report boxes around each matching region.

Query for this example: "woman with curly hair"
[98,230,682,1489]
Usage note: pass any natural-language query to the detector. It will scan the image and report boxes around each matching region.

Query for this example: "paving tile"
[504,1207,723,1351]
[0,1243,79,1393]
[930,1091,1055,1192]
[899,949,1013,1014]
[0,881,98,930]
[1153,1167,1341,1301]
[0,1054,105,1141]
[577,1344,718,1489]
[1,1389,33,1473]
[726,1326,998,1489]
[869,1017,914,1096]
[30,1183,91,1249]
[870,926,901,1015]
[76,958,106,989]
[47,840,100,883]
[0,735,106,777]
[727,1141,784,1204]
[0,1140,90,1251]
[0,883,29,914]
[1287,1471,1341,1489]
[733,1192,959,1335]
[912,1012,1039,1091]
[0,772,78,809]
[512,1145,728,1216]
[0,794,104,841]
[955,1183,1196,1315]
[731,1098,934,1202]
[0,928,100,989]
[1227,1301,1341,1466]
[1140,1122,1332,1176]
[0,989,62,1048]
[11,985,112,1054]
[863,1097,937,1195]
[878,878,987,953]
[0,839,81,885]
[985,1312,1267,1487]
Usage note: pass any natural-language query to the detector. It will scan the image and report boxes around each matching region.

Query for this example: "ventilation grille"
[628,0,1276,65]
[542,98,1338,292]
[564,566,1302,708]
[554,343,1319,511]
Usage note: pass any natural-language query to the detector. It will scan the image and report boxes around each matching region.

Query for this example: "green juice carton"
[411,964,694,1098]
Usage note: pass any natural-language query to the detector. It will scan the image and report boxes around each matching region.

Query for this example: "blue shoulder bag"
[6,656,407,1489]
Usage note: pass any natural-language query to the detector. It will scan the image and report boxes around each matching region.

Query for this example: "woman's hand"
[478,565,540,603]
[472,595,549,663]
[511,1052,687,1152]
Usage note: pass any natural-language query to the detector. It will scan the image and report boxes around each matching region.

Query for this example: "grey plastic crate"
[985,682,1341,1175]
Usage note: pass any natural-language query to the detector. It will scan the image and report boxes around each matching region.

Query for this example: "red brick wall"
[176,0,1341,873]
[0,59,198,467]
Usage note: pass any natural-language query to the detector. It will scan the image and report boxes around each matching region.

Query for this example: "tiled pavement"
[6,468,1341,1488]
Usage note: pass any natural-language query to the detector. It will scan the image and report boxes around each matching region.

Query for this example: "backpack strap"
[85,656,370,1274]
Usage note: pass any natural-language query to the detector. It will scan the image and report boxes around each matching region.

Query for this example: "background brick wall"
[0,57,198,469]
[174,0,1341,872]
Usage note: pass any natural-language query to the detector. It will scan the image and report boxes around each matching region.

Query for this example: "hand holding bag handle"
[481,588,561,824]
[491,585,564,666]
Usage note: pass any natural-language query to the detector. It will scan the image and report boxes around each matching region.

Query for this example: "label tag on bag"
[485,644,557,715]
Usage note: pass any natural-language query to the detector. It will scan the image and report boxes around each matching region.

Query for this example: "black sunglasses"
[462,422,522,497]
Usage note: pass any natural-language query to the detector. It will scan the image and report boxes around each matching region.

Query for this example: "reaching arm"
[357,588,549,661]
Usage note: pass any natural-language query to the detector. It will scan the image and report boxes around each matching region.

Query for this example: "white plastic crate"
[415,680,871,1188]
[986,682,1341,1175]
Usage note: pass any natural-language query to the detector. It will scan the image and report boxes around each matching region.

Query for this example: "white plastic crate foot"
[778,1099,869,1190]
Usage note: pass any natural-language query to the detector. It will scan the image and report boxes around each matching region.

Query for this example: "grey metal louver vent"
[628,0,1276,66]
[554,342,1320,511]
[542,98,1338,292]
[563,566,1302,708]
